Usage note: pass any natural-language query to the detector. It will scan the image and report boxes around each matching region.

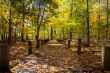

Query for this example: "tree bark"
[3,33,5,40]
[1,17,3,41]
[106,0,109,42]
[36,27,40,48]
[86,0,90,46]
[21,3,25,41]
[97,0,101,40]
[68,28,71,48]
[36,2,41,48]
[62,27,65,40]
[51,27,53,40]
[14,29,17,41]
[8,3,12,43]
[1,33,3,41]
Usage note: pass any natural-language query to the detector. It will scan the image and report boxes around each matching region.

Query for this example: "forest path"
[46,40,65,47]
[11,40,102,73]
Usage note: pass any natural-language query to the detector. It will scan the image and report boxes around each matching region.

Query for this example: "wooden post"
[68,28,71,48]
[0,44,10,72]
[35,35,40,48]
[28,41,32,55]
[102,45,110,70]
[68,39,70,48]
[77,38,82,55]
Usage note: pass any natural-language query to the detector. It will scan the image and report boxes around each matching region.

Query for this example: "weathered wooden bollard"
[102,45,110,70]
[0,43,10,72]
[68,39,70,48]
[28,41,32,55]
[77,38,82,55]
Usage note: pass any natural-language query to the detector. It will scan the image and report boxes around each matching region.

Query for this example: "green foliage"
[0,0,110,40]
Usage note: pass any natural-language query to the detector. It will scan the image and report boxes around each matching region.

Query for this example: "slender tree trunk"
[1,18,3,41]
[21,24,24,41]
[36,27,40,48]
[70,28,72,41]
[86,0,90,46]
[43,29,45,45]
[21,3,25,41]
[14,29,17,41]
[8,3,12,43]
[36,2,41,48]
[106,0,109,42]
[98,0,100,40]
[51,27,53,40]
[68,28,72,48]
[62,27,65,40]
[1,33,3,41]
[47,30,49,39]
[3,33,5,40]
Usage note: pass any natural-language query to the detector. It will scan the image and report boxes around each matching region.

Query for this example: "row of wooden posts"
[0,39,49,72]
[58,37,110,71]
[76,38,110,71]
[0,38,110,72]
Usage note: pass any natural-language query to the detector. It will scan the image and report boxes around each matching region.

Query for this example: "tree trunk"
[86,0,90,46]
[44,25,46,40]
[70,28,72,41]
[51,27,53,40]
[1,33,3,41]
[97,0,101,40]
[8,4,12,43]
[43,25,46,44]
[21,25,24,41]
[21,3,25,41]
[3,33,5,40]
[36,27,40,48]
[62,27,65,44]
[106,0,109,42]
[14,29,17,41]
[1,17,3,41]
[62,27,65,40]
[68,28,71,48]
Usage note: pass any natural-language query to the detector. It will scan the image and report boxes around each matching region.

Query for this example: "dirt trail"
[11,40,102,73]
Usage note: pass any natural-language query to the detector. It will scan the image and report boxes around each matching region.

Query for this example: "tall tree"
[86,0,90,46]
[97,0,101,40]
[21,3,25,41]
[8,1,12,43]
[106,0,109,41]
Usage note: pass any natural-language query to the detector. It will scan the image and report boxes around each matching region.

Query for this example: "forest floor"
[9,40,109,73]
